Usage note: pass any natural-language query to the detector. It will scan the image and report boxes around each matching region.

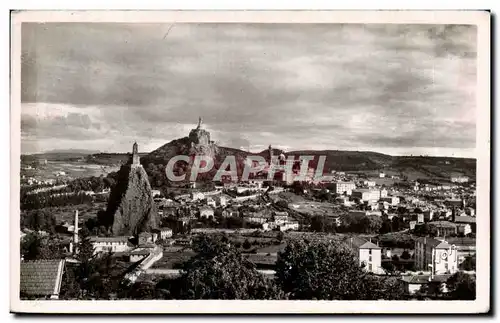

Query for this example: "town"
[19,119,477,301]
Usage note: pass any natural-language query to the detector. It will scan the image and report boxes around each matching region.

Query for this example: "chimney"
[70,209,79,255]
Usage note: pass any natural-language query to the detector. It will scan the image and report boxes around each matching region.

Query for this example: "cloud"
[20,23,477,157]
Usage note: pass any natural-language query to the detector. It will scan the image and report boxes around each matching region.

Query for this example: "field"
[288,200,343,218]
[22,202,107,225]
[22,160,120,182]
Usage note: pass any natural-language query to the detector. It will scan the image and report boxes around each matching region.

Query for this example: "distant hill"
[38,135,475,183]
[141,137,476,182]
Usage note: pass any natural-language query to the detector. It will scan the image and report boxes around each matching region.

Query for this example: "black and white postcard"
[10,10,490,314]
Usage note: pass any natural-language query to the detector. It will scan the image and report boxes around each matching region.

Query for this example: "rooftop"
[20,259,65,297]
[89,236,131,243]
[348,236,381,250]
[454,216,476,224]
[400,274,452,284]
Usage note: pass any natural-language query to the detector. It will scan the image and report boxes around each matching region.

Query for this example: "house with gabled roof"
[20,259,65,300]
[346,237,383,274]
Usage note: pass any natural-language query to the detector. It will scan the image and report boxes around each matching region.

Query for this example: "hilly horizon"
[22,135,476,181]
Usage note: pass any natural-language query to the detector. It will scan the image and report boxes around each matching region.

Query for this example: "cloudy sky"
[21,23,477,157]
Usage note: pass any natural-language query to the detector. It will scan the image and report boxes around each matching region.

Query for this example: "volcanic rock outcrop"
[104,143,159,236]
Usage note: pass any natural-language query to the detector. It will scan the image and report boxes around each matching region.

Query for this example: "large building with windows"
[415,237,458,275]
[332,181,356,195]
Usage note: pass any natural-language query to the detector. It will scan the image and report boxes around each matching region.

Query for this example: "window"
[368,264,372,271]
[369,249,372,255]
[369,256,372,262]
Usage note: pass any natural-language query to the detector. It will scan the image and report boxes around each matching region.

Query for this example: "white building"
[199,207,214,218]
[331,181,356,195]
[206,197,216,207]
[278,221,299,231]
[245,215,269,224]
[451,176,469,183]
[191,191,205,201]
[273,211,289,225]
[415,237,459,275]
[90,236,132,255]
[351,189,381,202]
[379,172,386,178]
[158,228,173,240]
[348,237,383,274]
[363,180,376,187]
[380,196,400,206]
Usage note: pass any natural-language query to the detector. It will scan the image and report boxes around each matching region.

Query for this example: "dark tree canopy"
[274,239,406,300]
[446,272,476,300]
[176,234,284,300]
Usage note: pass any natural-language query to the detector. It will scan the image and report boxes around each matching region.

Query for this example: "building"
[379,172,386,178]
[400,274,452,295]
[412,213,424,223]
[331,181,356,195]
[199,207,214,218]
[138,232,158,245]
[191,191,205,201]
[445,199,464,208]
[415,237,458,275]
[457,224,472,236]
[20,259,66,300]
[245,215,269,224]
[347,237,383,274]
[273,211,289,225]
[451,176,469,183]
[90,236,133,255]
[351,189,381,202]
[363,180,376,187]
[445,237,476,265]
[380,196,400,206]
[428,221,458,237]
[423,210,434,222]
[158,227,173,240]
[409,221,417,230]
[213,195,228,207]
[278,221,299,231]
[206,197,216,207]
[465,207,475,217]
[349,210,368,217]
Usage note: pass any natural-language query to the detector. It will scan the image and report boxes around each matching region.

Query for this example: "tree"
[379,219,392,234]
[242,238,252,250]
[381,261,398,275]
[391,255,400,262]
[275,239,383,300]
[446,272,476,300]
[21,233,64,261]
[277,231,285,243]
[177,234,284,299]
[401,250,411,260]
[418,281,444,298]
[461,255,476,271]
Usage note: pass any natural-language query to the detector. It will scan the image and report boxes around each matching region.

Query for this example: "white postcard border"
[9,10,491,314]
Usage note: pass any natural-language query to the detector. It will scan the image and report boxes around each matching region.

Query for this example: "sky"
[20,23,477,157]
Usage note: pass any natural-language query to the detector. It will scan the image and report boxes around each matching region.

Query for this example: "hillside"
[140,137,476,184]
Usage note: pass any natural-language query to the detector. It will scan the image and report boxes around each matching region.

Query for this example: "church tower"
[268,144,273,165]
[132,142,140,166]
